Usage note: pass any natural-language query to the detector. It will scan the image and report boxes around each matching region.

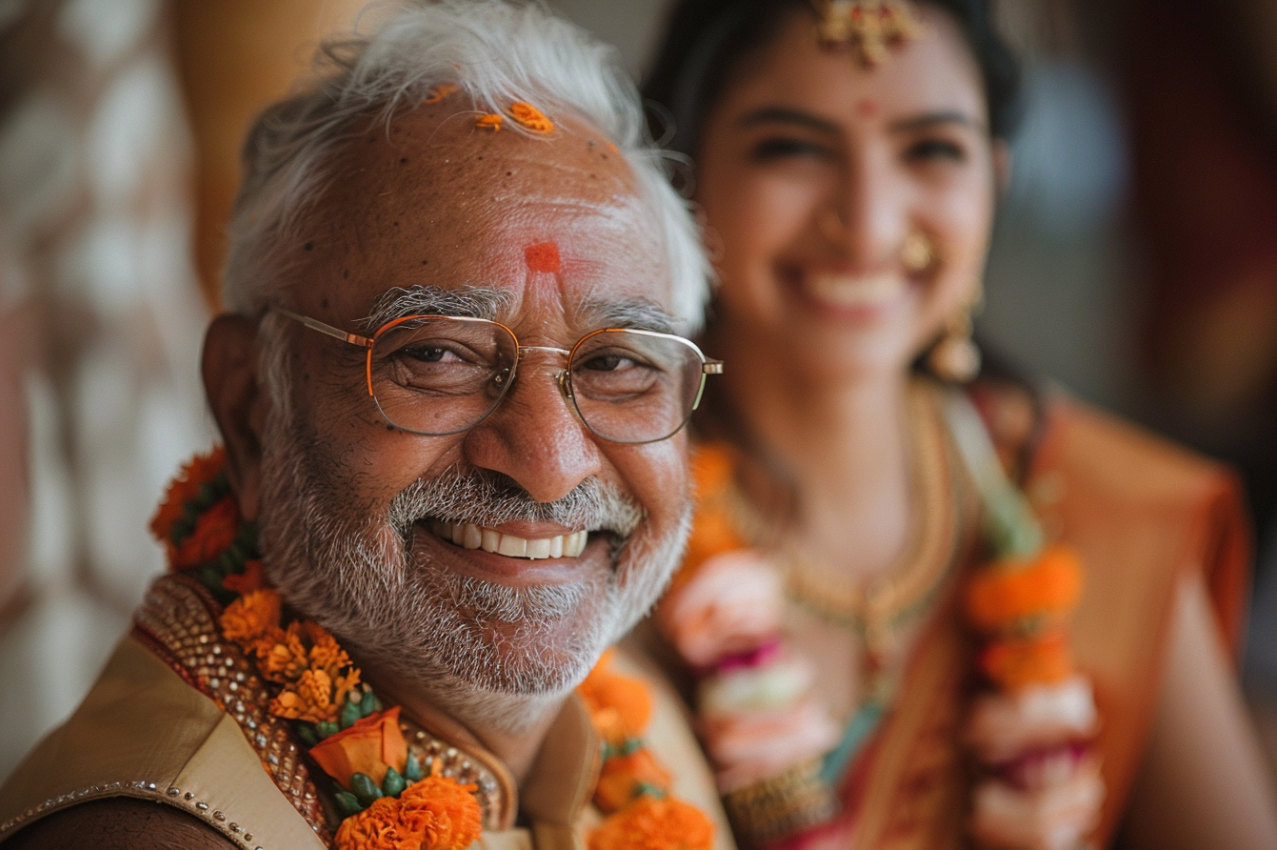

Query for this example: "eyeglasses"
[275,307,723,445]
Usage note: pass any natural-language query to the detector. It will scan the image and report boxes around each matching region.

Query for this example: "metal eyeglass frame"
[273,306,724,444]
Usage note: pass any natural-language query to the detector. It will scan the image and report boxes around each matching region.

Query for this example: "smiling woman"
[641,1,1277,849]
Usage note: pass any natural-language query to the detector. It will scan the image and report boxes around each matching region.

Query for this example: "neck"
[714,328,915,578]
[355,658,563,785]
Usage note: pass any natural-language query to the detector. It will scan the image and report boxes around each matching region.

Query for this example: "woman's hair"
[642,0,1021,158]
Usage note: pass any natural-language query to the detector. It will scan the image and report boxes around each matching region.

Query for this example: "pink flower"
[964,675,1099,764]
[661,550,784,668]
[969,761,1104,850]
[699,695,841,794]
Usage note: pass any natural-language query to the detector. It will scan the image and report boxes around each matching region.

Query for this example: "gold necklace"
[723,381,968,697]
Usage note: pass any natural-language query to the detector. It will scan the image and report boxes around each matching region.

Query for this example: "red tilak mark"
[525,242,561,273]
[857,99,879,118]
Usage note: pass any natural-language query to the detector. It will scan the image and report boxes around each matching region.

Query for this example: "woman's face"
[696,4,1000,380]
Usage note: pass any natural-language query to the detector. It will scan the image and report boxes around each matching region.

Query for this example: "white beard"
[254,399,691,732]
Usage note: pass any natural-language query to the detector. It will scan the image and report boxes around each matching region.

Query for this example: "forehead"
[291,102,667,332]
[717,6,986,124]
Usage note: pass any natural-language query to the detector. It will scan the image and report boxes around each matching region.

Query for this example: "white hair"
[223,0,709,332]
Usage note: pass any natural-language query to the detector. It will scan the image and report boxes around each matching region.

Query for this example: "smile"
[427,519,590,560]
[803,272,906,308]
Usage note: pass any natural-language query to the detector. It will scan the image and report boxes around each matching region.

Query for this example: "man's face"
[245,105,691,722]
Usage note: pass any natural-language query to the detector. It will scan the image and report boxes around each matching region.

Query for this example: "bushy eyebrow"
[737,106,985,135]
[575,298,679,335]
[362,285,513,329]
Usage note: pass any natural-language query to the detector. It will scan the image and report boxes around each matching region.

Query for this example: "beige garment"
[0,578,734,850]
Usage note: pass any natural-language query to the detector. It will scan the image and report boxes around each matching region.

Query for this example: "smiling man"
[0,2,730,848]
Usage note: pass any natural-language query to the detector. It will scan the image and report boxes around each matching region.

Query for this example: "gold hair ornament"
[812,0,926,66]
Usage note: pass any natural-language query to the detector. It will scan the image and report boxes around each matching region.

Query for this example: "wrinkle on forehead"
[291,103,667,327]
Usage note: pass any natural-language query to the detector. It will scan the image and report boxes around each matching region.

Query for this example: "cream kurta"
[0,575,734,850]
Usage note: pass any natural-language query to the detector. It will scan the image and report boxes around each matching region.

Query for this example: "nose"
[827,146,910,268]
[461,352,603,503]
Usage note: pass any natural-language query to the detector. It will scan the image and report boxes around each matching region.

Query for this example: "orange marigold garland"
[154,449,487,849]
[581,652,714,850]
[148,446,259,600]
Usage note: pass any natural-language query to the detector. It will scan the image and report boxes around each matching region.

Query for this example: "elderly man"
[0,2,731,848]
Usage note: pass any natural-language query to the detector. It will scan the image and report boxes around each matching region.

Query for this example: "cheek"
[605,438,690,530]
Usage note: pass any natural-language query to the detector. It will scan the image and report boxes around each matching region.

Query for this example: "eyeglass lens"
[368,318,706,443]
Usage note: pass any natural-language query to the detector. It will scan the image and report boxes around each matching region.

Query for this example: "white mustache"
[387,468,645,540]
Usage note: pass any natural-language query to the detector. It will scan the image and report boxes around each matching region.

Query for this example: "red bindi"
[524,241,561,274]
[856,99,879,118]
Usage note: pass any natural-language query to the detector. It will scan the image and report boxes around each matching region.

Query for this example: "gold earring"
[928,284,982,383]
[901,231,933,273]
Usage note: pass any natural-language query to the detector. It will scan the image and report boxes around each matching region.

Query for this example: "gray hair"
[223,0,710,332]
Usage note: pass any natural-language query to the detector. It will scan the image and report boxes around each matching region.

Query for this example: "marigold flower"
[259,622,309,684]
[965,545,1084,634]
[220,589,282,644]
[223,560,265,594]
[578,666,652,744]
[273,667,338,724]
[149,447,226,544]
[594,749,671,813]
[979,632,1074,690]
[334,773,483,850]
[589,796,714,850]
[171,494,241,570]
[306,621,353,681]
[310,707,408,790]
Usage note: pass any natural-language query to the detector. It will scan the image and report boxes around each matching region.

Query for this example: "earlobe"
[202,315,267,520]
[992,141,1013,199]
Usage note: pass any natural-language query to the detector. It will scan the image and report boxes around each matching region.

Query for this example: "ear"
[202,315,268,520]
[992,140,1013,199]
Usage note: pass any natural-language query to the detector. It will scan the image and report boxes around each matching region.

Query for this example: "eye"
[402,344,466,364]
[580,353,637,372]
[904,138,967,163]
[750,137,837,163]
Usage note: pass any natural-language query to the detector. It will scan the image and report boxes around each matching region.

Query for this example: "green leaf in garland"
[334,790,363,817]
[381,767,407,797]
[340,697,363,730]
[297,724,319,747]
[316,720,340,740]
[404,753,423,782]
[361,692,383,717]
[351,772,382,807]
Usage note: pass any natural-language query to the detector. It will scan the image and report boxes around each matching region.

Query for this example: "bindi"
[524,241,561,274]
[856,99,879,119]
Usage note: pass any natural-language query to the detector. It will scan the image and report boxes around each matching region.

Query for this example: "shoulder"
[971,379,1241,509]
[3,798,234,850]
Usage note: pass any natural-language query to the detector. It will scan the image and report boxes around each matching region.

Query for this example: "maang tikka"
[812,0,926,66]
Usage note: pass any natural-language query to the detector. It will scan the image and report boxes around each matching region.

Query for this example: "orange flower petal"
[475,113,503,131]
[423,83,458,105]
[507,101,554,133]
[589,796,714,850]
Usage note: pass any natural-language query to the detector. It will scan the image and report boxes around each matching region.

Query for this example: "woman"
[641,1,1277,848]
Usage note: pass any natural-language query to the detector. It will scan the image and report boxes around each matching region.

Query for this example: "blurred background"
[2,0,1277,783]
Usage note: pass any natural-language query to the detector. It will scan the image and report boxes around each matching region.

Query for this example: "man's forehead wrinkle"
[364,284,512,329]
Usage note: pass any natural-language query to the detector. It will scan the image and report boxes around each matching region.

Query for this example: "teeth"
[805,273,904,307]
[497,534,527,557]
[430,520,591,560]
